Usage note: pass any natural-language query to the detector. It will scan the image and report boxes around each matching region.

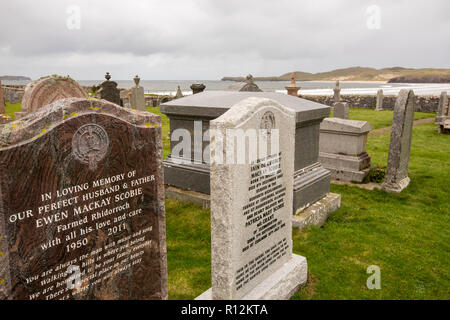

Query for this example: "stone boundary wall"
[299,94,440,113]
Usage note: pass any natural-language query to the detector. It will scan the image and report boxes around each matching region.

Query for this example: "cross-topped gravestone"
[381,89,415,193]
[98,73,121,105]
[197,97,307,300]
[0,98,167,300]
[131,75,146,111]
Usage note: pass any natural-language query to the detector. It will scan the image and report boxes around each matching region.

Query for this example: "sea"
[3,79,450,96]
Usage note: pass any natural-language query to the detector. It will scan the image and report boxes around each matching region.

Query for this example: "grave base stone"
[381,89,415,193]
[319,118,372,182]
[333,102,349,119]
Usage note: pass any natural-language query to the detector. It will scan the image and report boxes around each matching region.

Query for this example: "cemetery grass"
[4,104,448,299]
[330,108,434,129]
[4,101,21,120]
[161,113,449,299]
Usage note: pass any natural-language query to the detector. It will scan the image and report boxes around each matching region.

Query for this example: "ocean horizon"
[3,79,450,96]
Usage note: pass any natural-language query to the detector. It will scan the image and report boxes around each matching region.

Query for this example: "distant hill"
[0,75,32,81]
[222,67,450,83]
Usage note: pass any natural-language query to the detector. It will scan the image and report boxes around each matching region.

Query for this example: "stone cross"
[0,80,5,114]
[197,97,307,300]
[375,89,384,111]
[0,98,168,300]
[333,80,341,103]
[131,75,146,111]
[98,72,121,105]
[333,102,349,119]
[381,89,415,193]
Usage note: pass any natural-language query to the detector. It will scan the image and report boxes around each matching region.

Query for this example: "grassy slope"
[294,123,449,299]
[279,67,450,82]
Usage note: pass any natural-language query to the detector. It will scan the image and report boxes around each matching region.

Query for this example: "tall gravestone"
[435,91,449,134]
[21,75,87,114]
[0,80,5,114]
[98,73,121,106]
[381,90,415,193]
[197,97,307,300]
[130,75,146,111]
[0,98,167,300]
[375,89,384,111]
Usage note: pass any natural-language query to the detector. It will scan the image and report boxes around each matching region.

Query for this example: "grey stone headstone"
[375,89,384,111]
[98,72,121,105]
[197,97,307,300]
[191,83,206,94]
[333,80,341,103]
[333,102,349,119]
[382,89,415,193]
[131,75,146,111]
[436,91,448,117]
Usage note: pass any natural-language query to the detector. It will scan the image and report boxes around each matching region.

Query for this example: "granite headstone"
[381,89,415,193]
[0,98,167,300]
[197,97,307,300]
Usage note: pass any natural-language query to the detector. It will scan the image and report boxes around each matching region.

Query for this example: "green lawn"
[331,108,434,130]
[4,103,448,300]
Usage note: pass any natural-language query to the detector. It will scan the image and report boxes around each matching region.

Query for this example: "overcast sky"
[0,0,449,80]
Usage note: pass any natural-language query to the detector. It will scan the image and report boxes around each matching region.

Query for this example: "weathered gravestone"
[375,89,384,111]
[333,102,349,119]
[21,75,87,114]
[381,89,415,193]
[175,86,183,99]
[197,97,307,300]
[131,75,146,111]
[0,80,5,114]
[0,98,167,300]
[98,73,121,106]
[435,91,449,134]
[240,75,263,92]
[285,73,300,97]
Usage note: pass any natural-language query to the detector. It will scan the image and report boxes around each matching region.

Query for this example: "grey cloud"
[0,0,449,79]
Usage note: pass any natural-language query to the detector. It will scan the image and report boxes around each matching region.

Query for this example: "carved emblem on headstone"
[260,111,275,134]
[72,124,109,171]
